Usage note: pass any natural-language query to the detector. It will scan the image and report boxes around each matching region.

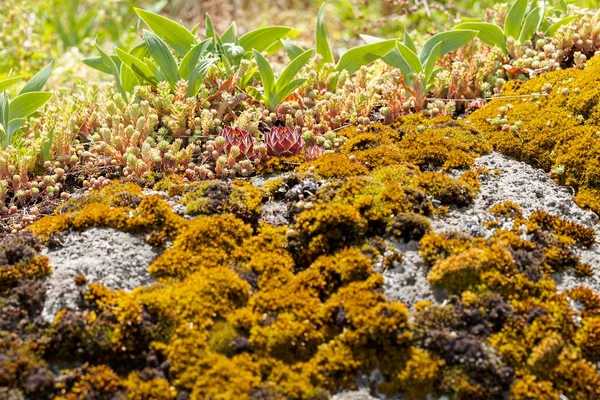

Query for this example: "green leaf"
[546,15,577,36]
[143,30,180,86]
[40,130,54,165]
[335,40,396,75]
[276,49,312,92]
[0,93,8,129]
[453,22,507,53]
[205,13,215,40]
[0,77,22,94]
[396,42,423,74]
[505,0,528,39]
[97,44,126,98]
[179,39,212,79]
[8,92,52,121]
[120,43,150,94]
[220,22,238,44]
[83,56,121,75]
[316,3,334,64]
[403,30,417,54]
[188,58,215,97]
[135,8,197,55]
[239,26,293,53]
[361,34,413,83]
[253,50,276,108]
[281,39,305,60]
[8,118,25,136]
[424,42,443,83]
[419,30,478,64]
[246,87,265,103]
[275,78,305,106]
[116,48,156,84]
[144,57,165,82]
[519,6,543,43]
[20,61,53,94]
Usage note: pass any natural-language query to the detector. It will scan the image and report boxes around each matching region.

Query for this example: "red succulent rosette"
[221,127,255,157]
[264,126,304,157]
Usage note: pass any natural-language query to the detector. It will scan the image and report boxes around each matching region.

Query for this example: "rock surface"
[41,227,159,322]
[382,151,600,308]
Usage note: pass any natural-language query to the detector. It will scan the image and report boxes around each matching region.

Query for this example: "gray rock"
[331,388,379,400]
[382,239,445,309]
[41,227,159,322]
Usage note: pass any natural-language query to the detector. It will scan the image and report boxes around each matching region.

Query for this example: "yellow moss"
[392,348,444,399]
[510,374,560,400]
[125,372,177,400]
[0,255,51,287]
[293,203,367,263]
[576,316,600,362]
[297,153,369,178]
[415,171,477,206]
[491,200,523,219]
[427,248,485,292]
[469,54,600,214]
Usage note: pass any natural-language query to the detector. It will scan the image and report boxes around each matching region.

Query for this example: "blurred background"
[3,0,599,82]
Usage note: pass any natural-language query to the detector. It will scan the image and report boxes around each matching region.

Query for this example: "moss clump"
[181,179,262,223]
[415,172,477,206]
[527,210,596,247]
[297,153,369,178]
[0,232,51,288]
[292,203,367,264]
[386,212,432,242]
[469,54,600,214]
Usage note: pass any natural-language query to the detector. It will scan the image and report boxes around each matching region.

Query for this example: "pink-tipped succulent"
[304,144,324,161]
[264,126,303,157]
[220,127,255,158]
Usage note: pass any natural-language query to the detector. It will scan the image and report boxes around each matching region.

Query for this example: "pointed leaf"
[276,49,312,92]
[239,26,293,53]
[281,39,305,60]
[188,58,215,97]
[0,77,22,94]
[316,3,334,64]
[546,15,578,36]
[220,22,238,43]
[253,50,275,106]
[116,47,156,84]
[453,22,507,53]
[275,78,306,106]
[361,34,413,80]
[83,56,120,74]
[424,42,443,83]
[419,30,478,64]
[8,118,25,136]
[20,61,53,94]
[135,8,197,55]
[505,0,528,39]
[9,92,52,121]
[519,7,543,43]
[0,93,8,129]
[335,40,396,75]
[179,39,212,79]
[143,30,180,85]
[205,13,215,40]
[403,30,417,54]
[120,43,150,94]
[144,57,165,82]
[97,44,126,98]
[396,42,423,73]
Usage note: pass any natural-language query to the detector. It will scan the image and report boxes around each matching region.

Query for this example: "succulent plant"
[264,126,304,157]
[219,127,256,159]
